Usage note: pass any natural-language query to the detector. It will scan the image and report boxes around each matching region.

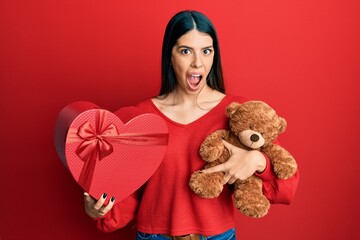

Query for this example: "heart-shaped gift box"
[54,101,168,203]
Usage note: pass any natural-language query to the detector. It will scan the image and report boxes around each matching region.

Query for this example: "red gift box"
[54,101,168,203]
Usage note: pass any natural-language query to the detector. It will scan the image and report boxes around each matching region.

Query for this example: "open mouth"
[187,74,203,90]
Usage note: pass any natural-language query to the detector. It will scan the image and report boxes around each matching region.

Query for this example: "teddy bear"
[189,100,297,218]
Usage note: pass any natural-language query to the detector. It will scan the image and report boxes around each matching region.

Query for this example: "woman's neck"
[169,85,215,106]
[152,85,226,124]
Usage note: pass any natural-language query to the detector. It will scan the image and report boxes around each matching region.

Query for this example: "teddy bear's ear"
[278,117,287,133]
[226,102,241,118]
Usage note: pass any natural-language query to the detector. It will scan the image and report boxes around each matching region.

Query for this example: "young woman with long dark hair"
[84,10,299,240]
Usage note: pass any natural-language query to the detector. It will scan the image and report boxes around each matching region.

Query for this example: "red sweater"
[95,95,299,235]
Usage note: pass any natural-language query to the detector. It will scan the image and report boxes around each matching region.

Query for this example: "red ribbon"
[68,109,168,192]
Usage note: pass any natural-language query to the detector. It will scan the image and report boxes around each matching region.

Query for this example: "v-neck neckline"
[149,95,229,127]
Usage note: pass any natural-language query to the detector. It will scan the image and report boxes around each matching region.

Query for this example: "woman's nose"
[191,54,203,68]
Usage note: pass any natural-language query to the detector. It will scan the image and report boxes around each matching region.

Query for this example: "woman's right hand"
[84,192,115,218]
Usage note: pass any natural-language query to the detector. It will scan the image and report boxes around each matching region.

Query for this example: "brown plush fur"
[189,101,297,218]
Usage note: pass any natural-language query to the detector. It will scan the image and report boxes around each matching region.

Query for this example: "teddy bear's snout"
[239,130,265,149]
[250,134,260,142]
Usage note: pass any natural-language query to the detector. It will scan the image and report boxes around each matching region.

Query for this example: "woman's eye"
[203,49,212,55]
[180,49,191,55]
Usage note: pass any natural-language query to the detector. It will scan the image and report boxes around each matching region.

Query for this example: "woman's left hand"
[201,139,267,184]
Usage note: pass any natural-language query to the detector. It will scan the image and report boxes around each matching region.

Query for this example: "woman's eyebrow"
[177,45,193,50]
[177,45,213,49]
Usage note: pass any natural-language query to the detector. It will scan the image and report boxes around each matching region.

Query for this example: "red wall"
[1,0,359,239]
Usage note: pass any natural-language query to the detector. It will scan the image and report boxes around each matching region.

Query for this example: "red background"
[1,0,359,239]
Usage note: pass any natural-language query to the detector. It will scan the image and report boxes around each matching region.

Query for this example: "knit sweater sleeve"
[255,154,299,204]
[95,192,140,232]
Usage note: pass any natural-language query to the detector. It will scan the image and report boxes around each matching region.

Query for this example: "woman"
[84,10,299,240]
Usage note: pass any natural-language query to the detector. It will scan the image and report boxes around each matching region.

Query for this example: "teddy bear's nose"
[250,134,260,142]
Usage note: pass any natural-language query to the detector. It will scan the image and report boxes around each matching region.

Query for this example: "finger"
[84,192,94,203]
[223,173,232,184]
[221,139,234,151]
[201,164,227,174]
[94,193,107,210]
[102,196,116,214]
[227,177,237,185]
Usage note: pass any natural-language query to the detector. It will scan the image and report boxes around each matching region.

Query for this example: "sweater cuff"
[255,153,276,181]
[91,211,112,221]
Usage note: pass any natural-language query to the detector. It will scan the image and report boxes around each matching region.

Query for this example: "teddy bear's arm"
[262,144,297,179]
[199,129,230,162]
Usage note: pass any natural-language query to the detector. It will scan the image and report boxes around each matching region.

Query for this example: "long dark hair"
[160,10,225,95]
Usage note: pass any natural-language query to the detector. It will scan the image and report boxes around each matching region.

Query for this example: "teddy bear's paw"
[189,171,224,198]
[272,159,297,179]
[235,195,270,218]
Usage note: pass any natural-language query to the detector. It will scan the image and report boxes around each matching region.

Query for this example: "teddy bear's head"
[226,101,287,149]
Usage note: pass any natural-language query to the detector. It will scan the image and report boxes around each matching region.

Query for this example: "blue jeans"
[136,228,236,240]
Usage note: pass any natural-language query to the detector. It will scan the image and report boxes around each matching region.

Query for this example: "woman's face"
[171,29,214,94]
